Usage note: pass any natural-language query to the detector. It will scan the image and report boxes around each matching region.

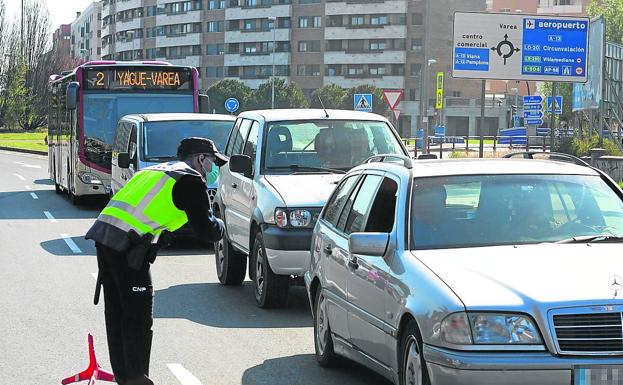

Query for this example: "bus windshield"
[143,120,233,161]
[83,93,193,169]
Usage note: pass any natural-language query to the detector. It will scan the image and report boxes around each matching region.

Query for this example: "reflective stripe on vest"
[98,167,189,237]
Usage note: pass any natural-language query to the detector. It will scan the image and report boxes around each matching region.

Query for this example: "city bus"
[47,61,203,204]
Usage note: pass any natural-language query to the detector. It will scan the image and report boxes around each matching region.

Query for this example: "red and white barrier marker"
[61,334,115,385]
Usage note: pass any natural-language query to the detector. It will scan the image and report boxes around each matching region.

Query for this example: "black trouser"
[96,243,154,385]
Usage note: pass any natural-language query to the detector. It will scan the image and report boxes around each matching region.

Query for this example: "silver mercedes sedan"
[304,154,623,385]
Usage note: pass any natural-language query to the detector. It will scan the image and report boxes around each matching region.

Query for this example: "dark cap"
[177,137,228,166]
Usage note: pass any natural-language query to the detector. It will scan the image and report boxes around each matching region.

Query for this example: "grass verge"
[0,141,48,152]
[0,132,47,140]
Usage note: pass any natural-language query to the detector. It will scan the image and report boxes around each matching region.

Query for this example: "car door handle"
[348,256,359,269]
[323,245,332,255]
[231,182,238,189]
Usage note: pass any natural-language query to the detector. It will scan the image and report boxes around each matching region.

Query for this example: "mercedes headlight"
[441,312,541,345]
[78,172,102,185]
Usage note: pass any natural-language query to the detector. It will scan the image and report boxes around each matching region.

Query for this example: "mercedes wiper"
[555,234,623,244]
[268,165,346,174]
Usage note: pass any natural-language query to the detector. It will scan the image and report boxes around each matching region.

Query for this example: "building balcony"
[101,43,112,57]
[225,4,291,20]
[325,0,406,15]
[115,39,142,52]
[155,33,201,47]
[116,0,142,12]
[116,17,142,31]
[324,50,405,65]
[324,75,404,88]
[160,56,201,67]
[155,10,201,24]
[324,25,406,40]
[537,4,583,14]
[102,23,113,36]
[225,28,290,43]
[224,52,290,66]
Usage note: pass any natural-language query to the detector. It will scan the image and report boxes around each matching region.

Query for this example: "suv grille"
[553,312,623,354]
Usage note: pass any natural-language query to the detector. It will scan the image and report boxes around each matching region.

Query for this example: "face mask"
[205,161,220,186]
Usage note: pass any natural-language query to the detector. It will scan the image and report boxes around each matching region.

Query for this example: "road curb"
[0,146,47,156]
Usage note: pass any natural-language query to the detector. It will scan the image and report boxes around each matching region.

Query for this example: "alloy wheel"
[255,247,265,296]
[404,336,422,385]
[316,293,329,355]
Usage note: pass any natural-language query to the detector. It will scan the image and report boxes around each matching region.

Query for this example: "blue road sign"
[524,110,544,119]
[524,104,543,111]
[547,96,563,114]
[513,115,521,127]
[354,94,373,112]
[523,95,543,105]
[225,98,239,113]
[526,118,544,125]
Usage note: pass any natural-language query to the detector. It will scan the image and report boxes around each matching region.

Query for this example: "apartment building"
[537,0,592,15]
[71,2,103,61]
[53,24,72,58]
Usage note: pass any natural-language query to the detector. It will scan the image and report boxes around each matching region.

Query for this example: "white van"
[111,113,235,197]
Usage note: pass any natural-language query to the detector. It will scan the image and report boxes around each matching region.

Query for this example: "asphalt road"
[0,150,391,385]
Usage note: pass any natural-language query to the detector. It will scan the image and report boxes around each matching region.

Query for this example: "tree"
[206,79,252,114]
[247,78,309,110]
[340,84,389,116]
[538,82,573,126]
[588,0,623,44]
[309,84,347,109]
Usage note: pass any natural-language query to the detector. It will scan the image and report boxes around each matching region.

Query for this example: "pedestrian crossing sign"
[354,94,373,112]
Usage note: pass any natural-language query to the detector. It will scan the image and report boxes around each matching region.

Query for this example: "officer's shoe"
[126,375,154,385]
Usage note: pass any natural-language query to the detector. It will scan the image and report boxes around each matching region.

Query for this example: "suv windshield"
[410,174,623,250]
[143,120,233,161]
[262,120,404,172]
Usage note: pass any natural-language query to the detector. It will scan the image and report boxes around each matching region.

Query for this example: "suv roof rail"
[503,151,591,167]
[364,154,413,169]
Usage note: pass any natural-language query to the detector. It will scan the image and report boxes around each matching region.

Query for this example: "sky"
[5,0,94,30]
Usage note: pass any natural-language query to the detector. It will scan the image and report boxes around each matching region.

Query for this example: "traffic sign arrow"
[525,118,544,125]
[523,95,543,105]
[523,104,543,111]
[524,110,544,118]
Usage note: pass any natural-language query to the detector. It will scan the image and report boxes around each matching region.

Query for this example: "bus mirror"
[66,82,80,110]
[199,93,210,113]
[117,152,131,169]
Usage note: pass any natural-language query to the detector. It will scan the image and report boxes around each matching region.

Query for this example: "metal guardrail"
[401,135,553,158]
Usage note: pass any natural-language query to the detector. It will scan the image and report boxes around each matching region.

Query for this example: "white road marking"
[60,233,82,254]
[30,192,39,200]
[43,211,57,222]
[167,364,204,385]
[12,173,25,181]
[91,273,98,281]
[14,161,41,169]
[25,185,31,190]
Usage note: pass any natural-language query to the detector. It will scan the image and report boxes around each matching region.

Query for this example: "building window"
[347,65,364,76]
[326,40,342,51]
[347,39,364,52]
[299,0,320,3]
[297,64,320,76]
[369,39,386,51]
[298,17,308,28]
[243,19,256,31]
[207,43,224,55]
[208,0,225,8]
[370,15,388,26]
[411,38,423,52]
[327,15,342,27]
[410,63,422,76]
[409,88,416,101]
[313,16,321,27]
[207,66,224,78]
[278,17,291,28]
[298,40,320,52]
[412,13,423,25]
[146,48,156,58]
[391,64,405,75]
[350,15,364,26]
[451,91,461,97]
[326,64,341,76]
[243,42,258,53]
[208,21,223,32]
[369,65,386,76]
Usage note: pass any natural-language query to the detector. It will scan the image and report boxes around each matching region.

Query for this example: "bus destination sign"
[84,67,192,90]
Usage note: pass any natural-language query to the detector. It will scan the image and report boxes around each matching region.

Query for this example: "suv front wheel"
[251,232,289,308]
[215,235,246,286]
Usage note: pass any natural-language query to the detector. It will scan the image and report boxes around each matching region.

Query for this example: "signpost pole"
[599,18,607,147]
[550,82,557,151]
[479,79,485,158]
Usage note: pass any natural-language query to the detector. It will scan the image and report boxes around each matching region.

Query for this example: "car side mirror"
[198,93,210,113]
[117,152,130,169]
[348,232,389,256]
[229,154,252,178]
[66,81,80,110]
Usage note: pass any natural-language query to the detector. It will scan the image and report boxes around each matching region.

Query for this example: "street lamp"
[268,16,276,109]
[420,58,437,153]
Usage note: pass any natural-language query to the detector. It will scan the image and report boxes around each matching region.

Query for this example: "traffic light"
[511,105,518,116]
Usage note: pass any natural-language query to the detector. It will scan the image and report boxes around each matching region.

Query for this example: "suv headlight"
[78,172,102,185]
[274,208,319,228]
[441,312,542,345]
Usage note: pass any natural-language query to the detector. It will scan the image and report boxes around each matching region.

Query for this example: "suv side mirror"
[66,81,80,110]
[199,93,210,113]
[348,232,389,256]
[117,152,130,169]
[229,154,252,178]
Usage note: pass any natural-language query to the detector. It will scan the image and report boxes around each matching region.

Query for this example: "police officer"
[86,137,226,385]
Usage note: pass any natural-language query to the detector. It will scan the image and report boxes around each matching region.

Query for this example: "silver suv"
[305,154,623,385]
[213,109,408,308]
